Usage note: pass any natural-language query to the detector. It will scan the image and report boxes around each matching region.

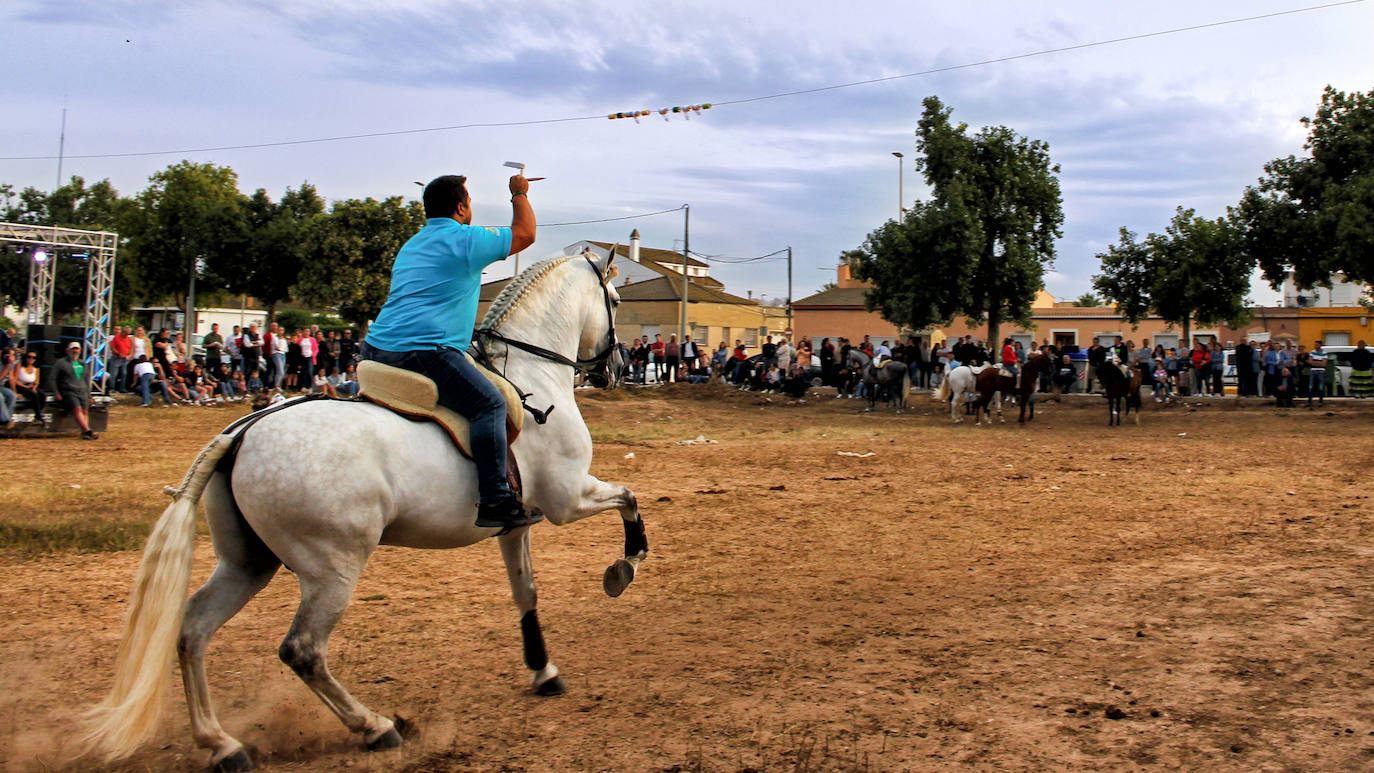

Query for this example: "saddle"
[357,357,524,460]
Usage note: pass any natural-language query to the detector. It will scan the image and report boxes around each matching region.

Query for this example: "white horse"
[933,363,988,423]
[83,254,645,771]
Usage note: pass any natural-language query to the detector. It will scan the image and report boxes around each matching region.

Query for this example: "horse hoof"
[603,558,635,598]
[366,727,403,752]
[534,674,566,696]
[214,749,254,773]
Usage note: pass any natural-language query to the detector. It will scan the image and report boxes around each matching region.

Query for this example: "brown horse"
[972,354,1053,424]
[1096,360,1143,425]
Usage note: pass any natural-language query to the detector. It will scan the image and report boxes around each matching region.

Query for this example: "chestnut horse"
[972,354,1053,424]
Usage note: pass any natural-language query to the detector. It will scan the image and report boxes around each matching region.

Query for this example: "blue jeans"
[108,357,128,392]
[361,342,513,504]
[273,353,287,388]
[1308,371,1326,401]
[138,372,173,405]
[0,385,15,423]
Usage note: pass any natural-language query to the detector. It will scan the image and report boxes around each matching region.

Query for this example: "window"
[744,329,758,347]
[1052,330,1077,348]
[1153,333,1179,351]
[693,326,708,345]
[1325,332,1351,346]
[1096,334,1120,347]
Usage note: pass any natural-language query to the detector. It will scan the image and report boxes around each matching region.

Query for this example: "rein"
[471,254,620,423]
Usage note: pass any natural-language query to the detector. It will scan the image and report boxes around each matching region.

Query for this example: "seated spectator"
[246,369,263,396]
[1052,354,1077,395]
[0,348,17,428]
[314,369,338,398]
[11,349,46,425]
[133,355,174,407]
[334,364,360,397]
[214,363,239,400]
[1151,358,1170,402]
[1274,366,1296,407]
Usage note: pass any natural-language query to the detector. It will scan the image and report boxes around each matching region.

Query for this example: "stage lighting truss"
[1,222,118,394]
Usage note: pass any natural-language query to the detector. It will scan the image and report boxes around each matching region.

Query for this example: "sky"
[3,0,1372,308]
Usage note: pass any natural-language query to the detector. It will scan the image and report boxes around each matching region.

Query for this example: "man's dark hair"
[424,175,469,219]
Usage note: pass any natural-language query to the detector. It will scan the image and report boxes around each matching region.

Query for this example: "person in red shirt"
[1000,337,1018,379]
[649,334,666,382]
[108,326,133,392]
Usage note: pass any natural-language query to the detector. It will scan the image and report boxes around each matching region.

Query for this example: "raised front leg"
[540,476,646,597]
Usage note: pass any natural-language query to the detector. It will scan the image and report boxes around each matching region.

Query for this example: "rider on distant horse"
[1001,337,1019,380]
[360,173,542,532]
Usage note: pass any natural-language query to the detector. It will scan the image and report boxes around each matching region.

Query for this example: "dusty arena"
[2,386,1373,772]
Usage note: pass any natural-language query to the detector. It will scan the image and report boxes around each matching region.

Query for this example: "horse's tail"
[901,369,912,404]
[82,433,238,761]
[934,374,951,402]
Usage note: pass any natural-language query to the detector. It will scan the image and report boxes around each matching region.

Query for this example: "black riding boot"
[476,497,545,532]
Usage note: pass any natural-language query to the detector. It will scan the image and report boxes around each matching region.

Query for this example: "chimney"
[629,229,641,263]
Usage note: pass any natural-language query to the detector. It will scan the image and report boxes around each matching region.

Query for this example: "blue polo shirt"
[365,218,511,352]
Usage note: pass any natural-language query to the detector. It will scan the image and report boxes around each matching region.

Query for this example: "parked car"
[733,353,824,386]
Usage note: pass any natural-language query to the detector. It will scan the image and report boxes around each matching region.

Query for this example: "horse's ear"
[600,244,619,285]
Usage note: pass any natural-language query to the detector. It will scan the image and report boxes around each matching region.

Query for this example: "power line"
[1,0,1360,162]
[688,248,789,264]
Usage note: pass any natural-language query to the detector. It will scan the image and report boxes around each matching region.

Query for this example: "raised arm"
[508,174,536,255]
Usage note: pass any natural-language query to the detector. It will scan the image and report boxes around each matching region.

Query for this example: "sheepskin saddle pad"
[356,357,524,460]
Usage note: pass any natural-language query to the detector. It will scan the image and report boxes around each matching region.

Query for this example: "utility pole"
[786,245,793,334]
[679,204,690,341]
[56,103,68,189]
[892,152,904,222]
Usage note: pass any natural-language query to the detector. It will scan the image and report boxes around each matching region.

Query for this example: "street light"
[892,152,904,222]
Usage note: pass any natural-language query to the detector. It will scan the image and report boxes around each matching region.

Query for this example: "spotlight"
[33,250,48,263]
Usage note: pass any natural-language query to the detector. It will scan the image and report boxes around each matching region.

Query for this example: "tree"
[208,183,324,325]
[849,96,1063,352]
[1093,208,1252,346]
[1075,292,1100,307]
[123,162,248,311]
[296,196,424,329]
[1235,86,1374,294]
[0,176,139,320]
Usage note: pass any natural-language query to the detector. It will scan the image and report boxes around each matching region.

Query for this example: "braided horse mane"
[480,255,577,331]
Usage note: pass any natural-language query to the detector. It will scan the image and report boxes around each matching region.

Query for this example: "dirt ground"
[2,387,1373,772]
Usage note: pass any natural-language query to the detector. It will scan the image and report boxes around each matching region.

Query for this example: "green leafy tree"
[850,96,1063,351]
[1235,86,1374,294]
[209,183,324,325]
[0,176,139,320]
[1075,292,1100,307]
[1093,208,1252,346]
[123,162,248,310]
[295,196,424,329]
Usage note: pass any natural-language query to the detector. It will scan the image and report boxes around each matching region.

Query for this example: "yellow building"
[479,232,790,350]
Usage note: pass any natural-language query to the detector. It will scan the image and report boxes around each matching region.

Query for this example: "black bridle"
[471,255,621,421]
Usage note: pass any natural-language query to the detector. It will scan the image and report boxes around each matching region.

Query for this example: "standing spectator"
[241,323,262,377]
[168,332,186,373]
[107,326,132,393]
[260,324,276,386]
[202,323,224,375]
[152,328,174,378]
[1349,340,1373,398]
[1208,340,1225,395]
[629,336,648,384]
[1234,339,1255,396]
[54,342,97,439]
[761,336,777,369]
[130,326,150,381]
[12,349,46,425]
[664,334,681,383]
[711,342,730,377]
[649,334,665,382]
[270,328,288,389]
[819,338,836,386]
[731,339,749,383]
[680,335,700,378]
[298,329,316,391]
[0,348,17,428]
[1307,342,1328,407]
[1190,340,1210,396]
[285,331,302,390]
[1261,341,1282,397]
[338,329,358,372]
[1293,344,1310,399]
[325,330,342,376]
[1086,341,1105,392]
[226,325,242,375]
[1152,359,1170,402]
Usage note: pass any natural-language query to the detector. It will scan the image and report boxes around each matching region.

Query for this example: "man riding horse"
[360,173,542,532]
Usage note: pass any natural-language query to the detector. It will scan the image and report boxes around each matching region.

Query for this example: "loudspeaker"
[25,324,88,393]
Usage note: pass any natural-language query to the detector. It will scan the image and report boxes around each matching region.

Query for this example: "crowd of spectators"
[607,329,1374,409]
[0,322,364,428]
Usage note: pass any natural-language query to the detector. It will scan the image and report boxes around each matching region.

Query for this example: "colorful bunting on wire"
[608,104,712,123]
